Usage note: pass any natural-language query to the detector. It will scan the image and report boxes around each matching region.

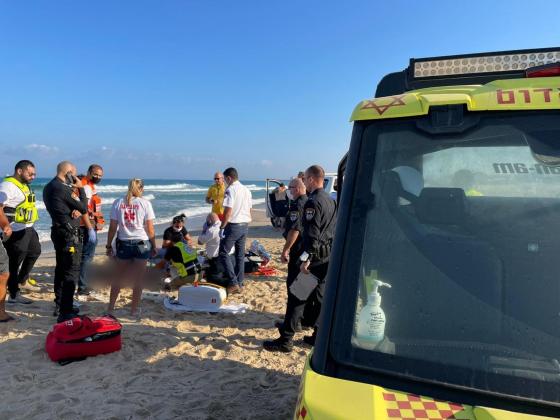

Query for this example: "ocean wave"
[153,198,266,226]
[37,230,52,243]
[35,197,266,243]
[153,205,210,226]
[245,184,266,191]
[96,183,207,193]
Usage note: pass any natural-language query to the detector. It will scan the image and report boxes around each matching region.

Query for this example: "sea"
[30,178,267,244]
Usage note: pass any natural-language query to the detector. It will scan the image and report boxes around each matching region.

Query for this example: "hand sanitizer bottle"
[356,279,391,349]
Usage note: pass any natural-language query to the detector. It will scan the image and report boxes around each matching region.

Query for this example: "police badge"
[290,211,298,222]
[305,208,315,221]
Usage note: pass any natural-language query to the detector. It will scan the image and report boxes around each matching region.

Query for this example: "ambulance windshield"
[333,111,560,406]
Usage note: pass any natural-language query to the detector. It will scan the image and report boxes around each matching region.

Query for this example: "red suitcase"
[45,315,122,364]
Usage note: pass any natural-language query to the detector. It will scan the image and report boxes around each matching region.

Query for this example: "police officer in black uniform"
[264,165,336,352]
[281,177,308,292]
[269,178,308,334]
[43,161,88,322]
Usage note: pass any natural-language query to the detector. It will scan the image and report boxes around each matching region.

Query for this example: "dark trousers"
[280,261,328,341]
[4,227,41,298]
[219,223,248,287]
[51,227,82,316]
[286,250,301,293]
[206,256,228,286]
[79,226,97,290]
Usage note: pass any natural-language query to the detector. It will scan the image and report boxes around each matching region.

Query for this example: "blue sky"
[1,1,559,179]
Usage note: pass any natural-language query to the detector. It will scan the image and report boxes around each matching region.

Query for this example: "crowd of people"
[0,161,337,354]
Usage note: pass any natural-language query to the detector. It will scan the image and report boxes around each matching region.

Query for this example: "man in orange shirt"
[77,164,104,296]
[205,172,225,221]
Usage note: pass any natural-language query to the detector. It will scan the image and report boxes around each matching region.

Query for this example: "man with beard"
[77,164,105,296]
[0,160,41,304]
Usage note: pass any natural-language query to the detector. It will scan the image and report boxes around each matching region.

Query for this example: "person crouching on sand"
[106,178,157,317]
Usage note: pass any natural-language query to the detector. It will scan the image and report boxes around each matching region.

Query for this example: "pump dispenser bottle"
[356,278,391,349]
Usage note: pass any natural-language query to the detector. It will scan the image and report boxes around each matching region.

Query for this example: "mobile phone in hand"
[65,172,77,185]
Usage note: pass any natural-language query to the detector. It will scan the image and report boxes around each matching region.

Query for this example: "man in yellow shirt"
[206,172,225,221]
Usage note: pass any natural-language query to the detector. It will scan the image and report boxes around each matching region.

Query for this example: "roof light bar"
[413,49,560,78]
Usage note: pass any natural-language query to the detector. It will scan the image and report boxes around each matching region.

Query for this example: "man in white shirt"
[0,160,41,304]
[198,212,228,284]
[218,167,252,294]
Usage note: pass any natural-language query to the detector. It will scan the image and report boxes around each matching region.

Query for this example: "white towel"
[163,296,249,314]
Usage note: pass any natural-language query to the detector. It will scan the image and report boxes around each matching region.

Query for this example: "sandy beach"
[0,209,310,420]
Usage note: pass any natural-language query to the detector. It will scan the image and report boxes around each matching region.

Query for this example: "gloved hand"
[219,229,226,239]
[88,228,97,244]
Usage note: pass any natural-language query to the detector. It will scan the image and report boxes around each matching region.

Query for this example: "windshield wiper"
[487,356,560,382]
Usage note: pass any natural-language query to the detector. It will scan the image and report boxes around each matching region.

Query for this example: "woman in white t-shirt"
[106,178,157,317]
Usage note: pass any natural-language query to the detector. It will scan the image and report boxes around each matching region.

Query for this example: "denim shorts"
[116,239,151,260]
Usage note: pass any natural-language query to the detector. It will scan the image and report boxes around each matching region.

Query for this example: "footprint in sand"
[45,392,67,402]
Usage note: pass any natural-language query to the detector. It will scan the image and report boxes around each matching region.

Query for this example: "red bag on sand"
[45,315,122,364]
[251,266,278,276]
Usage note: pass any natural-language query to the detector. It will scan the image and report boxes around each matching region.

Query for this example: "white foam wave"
[38,231,51,243]
[36,200,46,210]
[96,183,207,193]
[35,198,266,243]
[153,205,210,226]
[153,198,266,226]
[245,184,266,191]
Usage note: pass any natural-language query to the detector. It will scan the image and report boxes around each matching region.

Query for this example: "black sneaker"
[53,304,79,317]
[77,288,91,296]
[57,312,79,323]
[274,320,302,333]
[303,334,316,346]
[263,338,293,353]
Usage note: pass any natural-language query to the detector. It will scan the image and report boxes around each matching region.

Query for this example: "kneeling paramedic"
[163,240,202,289]
[43,161,88,322]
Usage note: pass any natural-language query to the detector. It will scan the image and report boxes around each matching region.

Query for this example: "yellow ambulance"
[294,48,560,419]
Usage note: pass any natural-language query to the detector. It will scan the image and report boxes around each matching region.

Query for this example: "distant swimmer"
[206,172,225,221]
[0,160,41,305]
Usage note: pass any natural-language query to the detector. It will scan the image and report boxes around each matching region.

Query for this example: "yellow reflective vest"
[3,177,39,224]
[172,242,198,277]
